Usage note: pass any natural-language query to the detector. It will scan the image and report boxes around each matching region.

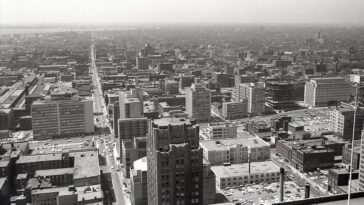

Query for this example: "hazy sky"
[1,0,364,25]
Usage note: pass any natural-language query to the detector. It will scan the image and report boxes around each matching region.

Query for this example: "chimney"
[248,152,251,175]
[280,167,285,202]
[305,184,310,199]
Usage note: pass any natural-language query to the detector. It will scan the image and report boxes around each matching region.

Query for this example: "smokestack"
[248,152,251,175]
[305,184,310,199]
[280,167,285,202]
[248,159,251,174]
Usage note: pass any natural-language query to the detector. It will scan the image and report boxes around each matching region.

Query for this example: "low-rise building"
[200,137,270,166]
[276,139,336,172]
[211,161,282,189]
[206,123,237,139]
[342,142,361,170]
[222,101,248,120]
[328,168,359,193]
[34,168,74,187]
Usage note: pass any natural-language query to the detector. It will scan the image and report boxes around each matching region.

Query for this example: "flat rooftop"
[211,161,280,178]
[31,186,68,195]
[71,151,100,179]
[133,157,147,172]
[0,160,9,168]
[153,117,193,127]
[35,167,75,177]
[200,137,269,151]
[16,153,63,164]
[289,121,303,127]
[124,97,140,103]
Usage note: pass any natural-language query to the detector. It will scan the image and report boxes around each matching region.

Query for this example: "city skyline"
[1,0,364,25]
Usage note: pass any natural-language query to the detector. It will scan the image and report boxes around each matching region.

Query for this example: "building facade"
[304,77,351,107]
[222,101,248,120]
[199,137,270,166]
[329,107,364,140]
[211,161,282,190]
[206,123,237,139]
[234,83,265,116]
[186,83,211,122]
[136,56,149,70]
[147,118,203,205]
[130,157,148,205]
[31,96,94,140]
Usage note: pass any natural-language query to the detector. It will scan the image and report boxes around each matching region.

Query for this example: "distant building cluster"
[3,25,364,205]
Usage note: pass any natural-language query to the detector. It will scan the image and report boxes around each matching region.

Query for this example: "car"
[111,166,114,169]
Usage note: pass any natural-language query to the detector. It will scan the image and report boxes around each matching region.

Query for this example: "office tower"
[179,75,194,90]
[234,83,265,116]
[121,137,147,178]
[31,95,94,140]
[304,77,351,107]
[330,107,364,140]
[234,74,255,86]
[119,88,144,119]
[118,118,149,139]
[222,101,248,120]
[265,81,297,111]
[164,80,179,95]
[186,83,211,122]
[147,117,203,205]
[130,157,148,205]
[141,44,155,57]
[117,89,148,168]
[212,72,230,88]
[136,56,150,70]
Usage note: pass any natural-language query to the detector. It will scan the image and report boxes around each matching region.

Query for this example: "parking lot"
[221,181,309,205]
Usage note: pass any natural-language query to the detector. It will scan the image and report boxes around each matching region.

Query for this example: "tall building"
[222,101,248,120]
[179,75,194,90]
[31,95,94,140]
[136,56,150,70]
[118,118,149,139]
[186,83,211,122]
[164,80,179,95]
[304,77,351,107]
[265,81,299,111]
[130,157,148,205]
[234,83,265,116]
[234,74,255,86]
[147,117,203,205]
[121,137,147,178]
[329,107,364,140]
[119,89,144,119]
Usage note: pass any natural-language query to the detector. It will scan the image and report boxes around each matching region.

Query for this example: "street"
[90,39,128,205]
[271,149,328,198]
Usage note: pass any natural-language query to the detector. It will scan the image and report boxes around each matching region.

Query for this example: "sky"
[1,0,364,25]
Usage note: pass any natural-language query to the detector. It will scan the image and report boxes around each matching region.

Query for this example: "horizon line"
[1,22,364,28]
